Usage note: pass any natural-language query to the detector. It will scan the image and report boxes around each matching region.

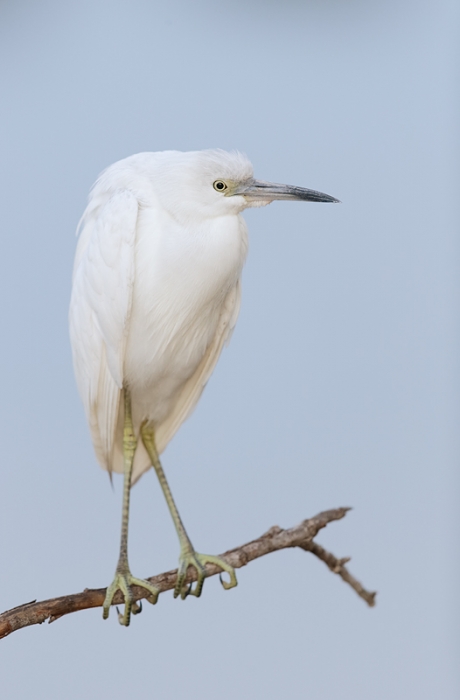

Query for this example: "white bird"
[69,149,338,625]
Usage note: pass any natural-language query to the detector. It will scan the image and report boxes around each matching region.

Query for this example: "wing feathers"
[70,189,138,470]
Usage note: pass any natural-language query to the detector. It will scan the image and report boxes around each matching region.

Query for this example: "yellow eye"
[213,180,228,192]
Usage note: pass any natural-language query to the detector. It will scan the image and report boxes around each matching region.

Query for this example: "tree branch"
[0,507,376,640]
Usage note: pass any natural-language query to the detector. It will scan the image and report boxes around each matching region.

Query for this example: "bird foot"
[102,568,159,626]
[174,549,237,600]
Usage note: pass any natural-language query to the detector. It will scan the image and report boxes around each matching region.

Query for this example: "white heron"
[69,149,338,626]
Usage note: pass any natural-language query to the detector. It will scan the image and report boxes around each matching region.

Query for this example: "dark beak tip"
[317,195,340,204]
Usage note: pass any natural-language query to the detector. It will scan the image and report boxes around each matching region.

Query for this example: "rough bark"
[0,507,376,640]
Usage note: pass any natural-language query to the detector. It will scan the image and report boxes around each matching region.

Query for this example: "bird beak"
[231,179,340,203]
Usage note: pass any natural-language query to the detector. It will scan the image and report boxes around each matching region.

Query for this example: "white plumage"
[70,150,250,484]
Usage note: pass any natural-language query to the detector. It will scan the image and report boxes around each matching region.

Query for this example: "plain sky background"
[0,1,458,698]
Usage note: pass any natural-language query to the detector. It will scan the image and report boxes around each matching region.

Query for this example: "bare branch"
[300,541,376,607]
[0,507,376,640]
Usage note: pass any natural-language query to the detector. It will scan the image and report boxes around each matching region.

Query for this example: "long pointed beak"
[231,178,340,203]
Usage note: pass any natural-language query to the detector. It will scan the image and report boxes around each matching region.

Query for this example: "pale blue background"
[0,1,458,698]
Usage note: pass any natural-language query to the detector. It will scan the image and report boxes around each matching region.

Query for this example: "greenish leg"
[140,422,237,600]
[102,389,160,626]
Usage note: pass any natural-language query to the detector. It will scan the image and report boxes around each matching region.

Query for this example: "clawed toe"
[103,571,159,626]
[174,551,237,600]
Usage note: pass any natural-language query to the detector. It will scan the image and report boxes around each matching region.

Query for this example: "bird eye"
[213,180,228,192]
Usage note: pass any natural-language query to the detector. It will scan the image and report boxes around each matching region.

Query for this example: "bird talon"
[219,567,237,590]
[174,550,237,600]
[103,570,159,626]
[116,606,128,626]
[187,577,204,598]
[182,582,193,600]
[132,600,142,615]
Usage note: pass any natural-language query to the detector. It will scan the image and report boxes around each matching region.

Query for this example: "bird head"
[142,149,339,223]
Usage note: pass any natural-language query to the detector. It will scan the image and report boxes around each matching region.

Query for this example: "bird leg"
[140,422,237,600]
[102,389,159,626]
